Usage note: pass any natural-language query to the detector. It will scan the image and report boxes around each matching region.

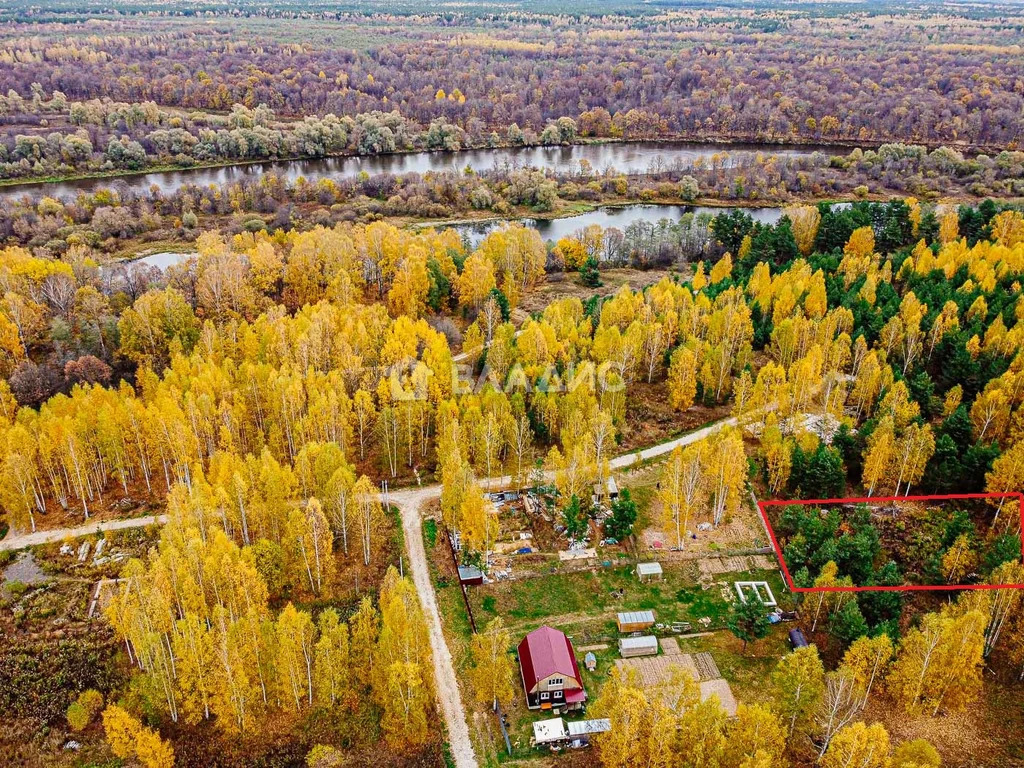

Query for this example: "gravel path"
[391,485,478,768]
[0,514,167,552]
[610,416,737,469]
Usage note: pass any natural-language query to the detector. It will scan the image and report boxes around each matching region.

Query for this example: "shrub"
[6,580,28,597]
[679,175,700,201]
[79,688,104,717]
[67,688,103,731]
[307,744,344,768]
[66,701,89,731]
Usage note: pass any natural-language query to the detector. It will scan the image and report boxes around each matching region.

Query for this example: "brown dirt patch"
[515,268,673,320]
[620,387,732,454]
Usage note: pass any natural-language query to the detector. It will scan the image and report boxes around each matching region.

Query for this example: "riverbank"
[2,132,1009,196]
[111,190,1024,268]
[0,138,855,202]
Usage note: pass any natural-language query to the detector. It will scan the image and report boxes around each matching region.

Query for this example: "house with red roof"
[517,626,587,711]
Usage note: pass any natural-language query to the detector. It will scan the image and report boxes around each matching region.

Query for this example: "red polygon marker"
[757,492,1024,593]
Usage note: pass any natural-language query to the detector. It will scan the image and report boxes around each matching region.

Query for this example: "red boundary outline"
[757,492,1024,593]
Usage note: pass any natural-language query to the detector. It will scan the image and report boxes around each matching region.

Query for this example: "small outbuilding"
[532,717,611,749]
[789,629,809,649]
[618,635,659,658]
[458,565,484,586]
[533,717,567,747]
[568,718,611,741]
[584,652,597,671]
[592,476,619,505]
[635,562,663,582]
[616,610,656,633]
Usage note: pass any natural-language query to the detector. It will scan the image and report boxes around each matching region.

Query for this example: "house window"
[540,692,550,701]
[549,677,564,689]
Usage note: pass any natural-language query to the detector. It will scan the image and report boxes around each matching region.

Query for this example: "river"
[434,204,785,247]
[1,141,844,202]
[131,203,788,270]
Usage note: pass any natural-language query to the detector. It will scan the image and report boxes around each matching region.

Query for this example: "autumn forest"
[0,2,1023,768]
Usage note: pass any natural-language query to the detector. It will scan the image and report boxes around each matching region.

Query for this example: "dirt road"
[391,485,477,768]
[0,514,167,552]
[0,415,740,768]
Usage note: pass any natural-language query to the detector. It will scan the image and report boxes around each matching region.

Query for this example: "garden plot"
[698,555,776,579]
[614,650,738,716]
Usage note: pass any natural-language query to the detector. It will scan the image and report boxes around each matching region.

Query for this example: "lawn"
[470,560,794,637]
[470,563,697,634]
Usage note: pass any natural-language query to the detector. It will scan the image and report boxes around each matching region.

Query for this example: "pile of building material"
[532,717,611,749]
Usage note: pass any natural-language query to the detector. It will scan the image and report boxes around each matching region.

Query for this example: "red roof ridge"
[518,625,583,689]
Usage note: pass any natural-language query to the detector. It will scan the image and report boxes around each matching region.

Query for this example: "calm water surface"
[129,203,785,268]
[2,141,843,202]
[435,204,785,247]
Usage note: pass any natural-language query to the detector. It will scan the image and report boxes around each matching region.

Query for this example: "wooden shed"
[616,610,656,633]
[618,635,658,658]
[458,565,484,586]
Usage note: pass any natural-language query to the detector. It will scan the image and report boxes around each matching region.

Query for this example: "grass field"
[470,563,792,634]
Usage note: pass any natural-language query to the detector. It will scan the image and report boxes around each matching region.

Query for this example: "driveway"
[391,486,477,768]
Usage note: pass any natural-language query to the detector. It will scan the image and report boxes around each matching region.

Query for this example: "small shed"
[635,562,663,582]
[618,635,659,658]
[533,717,567,746]
[789,629,809,649]
[592,476,619,505]
[533,717,611,748]
[616,610,656,633]
[567,718,611,740]
[458,565,484,586]
[488,491,520,503]
[584,652,597,671]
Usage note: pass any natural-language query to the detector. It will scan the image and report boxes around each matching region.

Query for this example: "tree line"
[0,8,1020,148]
